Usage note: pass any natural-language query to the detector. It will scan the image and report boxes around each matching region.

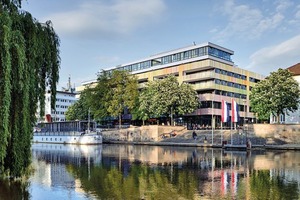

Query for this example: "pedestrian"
[192,131,197,140]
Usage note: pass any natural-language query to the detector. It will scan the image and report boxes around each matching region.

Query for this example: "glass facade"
[106,45,233,74]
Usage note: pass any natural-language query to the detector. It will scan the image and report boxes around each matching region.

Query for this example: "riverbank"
[102,127,300,151]
[104,140,300,150]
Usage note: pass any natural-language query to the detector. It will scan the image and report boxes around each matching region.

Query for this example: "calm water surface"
[1,143,300,200]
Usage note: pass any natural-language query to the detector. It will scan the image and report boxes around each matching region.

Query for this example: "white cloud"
[275,0,293,12]
[214,0,285,41]
[246,34,300,75]
[44,0,166,39]
[295,5,300,19]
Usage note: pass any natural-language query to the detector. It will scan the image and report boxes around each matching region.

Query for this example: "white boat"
[33,120,102,145]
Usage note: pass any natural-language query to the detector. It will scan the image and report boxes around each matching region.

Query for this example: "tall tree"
[250,68,300,123]
[65,97,89,121]
[139,75,199,125]
[0,1,60,177]
[85,71,111,122]
[82,70,139,127]
[106,70,139,128]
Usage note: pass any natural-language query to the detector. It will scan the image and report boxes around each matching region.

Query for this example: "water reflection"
[2,144,300,199]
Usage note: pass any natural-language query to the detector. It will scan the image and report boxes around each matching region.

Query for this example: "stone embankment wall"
[102,124,300,144]
[252,124,300,144]
[102,125,186,142]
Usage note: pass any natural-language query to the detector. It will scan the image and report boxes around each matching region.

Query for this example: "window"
[140,61,150,69]
[183,51,191,59]
[191,48,199,58]
[124,65,132,71]
[162,55,172,64]
[199,47,205,56]
[132,63,140,71]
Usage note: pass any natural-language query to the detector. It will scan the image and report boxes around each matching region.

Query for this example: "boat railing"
[33,131,82,136]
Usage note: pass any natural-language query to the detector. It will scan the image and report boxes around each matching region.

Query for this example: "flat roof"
[103,42,234,71]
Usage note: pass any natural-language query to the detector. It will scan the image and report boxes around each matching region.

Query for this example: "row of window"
[56,99,75,103]
[208,47,232,61]
[41,137,75,142]
[249,77,260,83]
[107,46,232,74]
[215,79,247,90]
[51,111,65,115]
[200,101,247,111]
[215,68,247,80]
[214,90,247,99]
[56,105,69,109]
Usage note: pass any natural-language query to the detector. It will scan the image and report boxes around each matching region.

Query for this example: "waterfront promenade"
[103,127,300,151]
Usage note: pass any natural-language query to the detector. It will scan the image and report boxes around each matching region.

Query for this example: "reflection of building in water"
[31,144,102,195]
[50,163,75,188]
[32,143,102,165]
[102,145,202,166]
[31,159,51,187]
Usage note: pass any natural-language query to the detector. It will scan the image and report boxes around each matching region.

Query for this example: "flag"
[231,99,239,122]
[221,100,229,122]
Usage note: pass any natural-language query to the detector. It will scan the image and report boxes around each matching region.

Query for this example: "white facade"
[285,74,300,124]
[45,91,77,122]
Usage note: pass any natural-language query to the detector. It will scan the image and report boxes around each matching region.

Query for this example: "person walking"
[192,131,197,140]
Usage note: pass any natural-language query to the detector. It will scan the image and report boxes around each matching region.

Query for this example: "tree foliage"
[250,68,300,122]
[65,90,91,121]
[75,70,139,126]
[0,1,60,177]
[87,71,111,121]
[139,75,199,125]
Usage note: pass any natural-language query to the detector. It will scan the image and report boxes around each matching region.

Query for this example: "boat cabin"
[35,120,97,133]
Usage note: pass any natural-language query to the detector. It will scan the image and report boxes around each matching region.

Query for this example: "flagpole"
[212,93,214,145]
[230,98,232,145]
[221,122,223,146]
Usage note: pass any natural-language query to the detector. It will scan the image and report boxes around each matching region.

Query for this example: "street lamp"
[243,99,247,144]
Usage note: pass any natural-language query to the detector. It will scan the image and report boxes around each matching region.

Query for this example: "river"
[0,143,300,199]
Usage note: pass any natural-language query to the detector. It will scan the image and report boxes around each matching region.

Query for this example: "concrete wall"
[252,124,300,143]
[102,125,186,142]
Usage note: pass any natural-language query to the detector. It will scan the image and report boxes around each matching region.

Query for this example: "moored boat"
[33,120,102,144]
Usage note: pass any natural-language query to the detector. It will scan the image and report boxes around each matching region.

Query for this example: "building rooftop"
[287,63,300,75]
[103,42,234,75]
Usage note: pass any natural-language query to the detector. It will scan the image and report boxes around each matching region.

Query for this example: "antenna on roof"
[193,41,196,45]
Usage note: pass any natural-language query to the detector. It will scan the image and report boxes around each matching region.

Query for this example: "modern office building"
[78,42,264,127]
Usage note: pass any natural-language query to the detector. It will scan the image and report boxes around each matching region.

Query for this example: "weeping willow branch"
[0,1,60,177]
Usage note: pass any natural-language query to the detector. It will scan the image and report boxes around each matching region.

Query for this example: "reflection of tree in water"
[0,179,30,199]
[67,163,200,199]
[250,170,299,200]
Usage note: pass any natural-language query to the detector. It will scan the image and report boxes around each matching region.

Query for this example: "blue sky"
[22,0,300,89]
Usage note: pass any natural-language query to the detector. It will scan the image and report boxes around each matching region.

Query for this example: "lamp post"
[243,99,247,144]
[211,92,214,145]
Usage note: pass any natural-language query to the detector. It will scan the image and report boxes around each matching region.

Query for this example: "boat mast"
[88,108,90,132]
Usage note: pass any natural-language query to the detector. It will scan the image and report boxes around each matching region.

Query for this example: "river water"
[0,143,300,200]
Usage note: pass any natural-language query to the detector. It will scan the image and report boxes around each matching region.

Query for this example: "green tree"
[250,68,300,122]
[0,1,60,177]
[85,71,111,122]
[107,70,139,128]
[84,70,138,127]
[139,75,199,125]
[65,99,88,121]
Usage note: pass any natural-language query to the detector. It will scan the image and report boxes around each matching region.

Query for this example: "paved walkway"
[104,129,300,150]
[105,140,300,150]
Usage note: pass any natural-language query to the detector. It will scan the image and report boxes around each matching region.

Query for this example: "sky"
[22,0,300,89]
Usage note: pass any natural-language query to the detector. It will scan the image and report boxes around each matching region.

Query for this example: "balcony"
[183,70,214,82]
